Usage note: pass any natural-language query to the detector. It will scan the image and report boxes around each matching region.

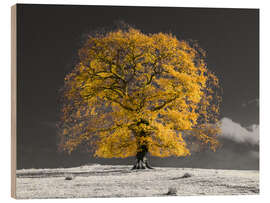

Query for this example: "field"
[16,164,259,199]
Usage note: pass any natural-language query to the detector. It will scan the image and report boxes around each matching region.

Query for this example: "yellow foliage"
[58,27,221,158]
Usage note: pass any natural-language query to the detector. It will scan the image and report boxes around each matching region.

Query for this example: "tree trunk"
[132,144,153,170]
[131,119,153,170]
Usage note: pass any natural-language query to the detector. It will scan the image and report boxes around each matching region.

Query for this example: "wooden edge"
[11,4,17,199]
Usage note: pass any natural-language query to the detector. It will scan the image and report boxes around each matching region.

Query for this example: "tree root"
[131,160,154,170]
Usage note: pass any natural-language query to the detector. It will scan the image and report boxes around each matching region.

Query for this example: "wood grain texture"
[11,4,17,199]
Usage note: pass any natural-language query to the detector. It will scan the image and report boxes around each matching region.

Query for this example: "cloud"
[220,117,259,145]
[241,98,259,108]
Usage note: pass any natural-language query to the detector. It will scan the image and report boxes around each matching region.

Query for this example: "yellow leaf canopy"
[58,28,221,158]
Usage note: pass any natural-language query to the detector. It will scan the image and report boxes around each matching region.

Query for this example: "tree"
[57,27,221,169]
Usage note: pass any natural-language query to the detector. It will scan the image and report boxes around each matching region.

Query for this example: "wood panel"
[11,4,17,199]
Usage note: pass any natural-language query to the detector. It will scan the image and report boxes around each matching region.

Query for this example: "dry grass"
[16,165,259,199]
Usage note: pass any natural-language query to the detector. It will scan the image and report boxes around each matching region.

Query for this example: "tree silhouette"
[58,27,221,169]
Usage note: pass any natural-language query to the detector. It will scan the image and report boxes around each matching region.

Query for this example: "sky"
[16,4,259,169]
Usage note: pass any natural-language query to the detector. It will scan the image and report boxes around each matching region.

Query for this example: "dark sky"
[17,4,259,169]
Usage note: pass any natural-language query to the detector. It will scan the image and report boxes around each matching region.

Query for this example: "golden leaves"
[58,27,221,158]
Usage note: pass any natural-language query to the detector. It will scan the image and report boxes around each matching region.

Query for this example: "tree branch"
[151,95,178,111]
[105,96,135,112]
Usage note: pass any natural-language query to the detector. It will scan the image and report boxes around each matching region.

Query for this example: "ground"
[16,164,259,199]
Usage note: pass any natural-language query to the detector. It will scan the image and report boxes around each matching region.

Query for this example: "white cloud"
[242,98,259,108]
[220,117,259,145]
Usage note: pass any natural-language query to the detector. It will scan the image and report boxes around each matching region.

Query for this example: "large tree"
[58,27,221,169]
